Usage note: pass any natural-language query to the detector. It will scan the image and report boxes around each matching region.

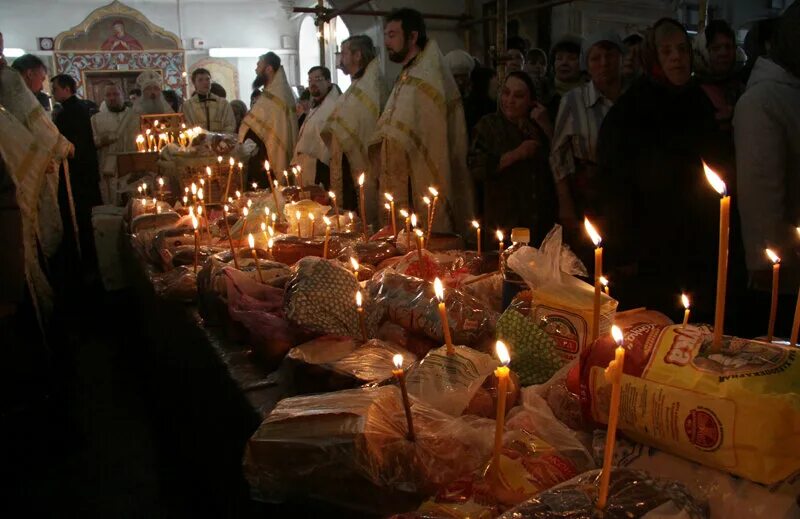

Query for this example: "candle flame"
[384,192,394,202]
[188,206,194,216]
[199,178,205,186]
[393,353,403,369]
[328,191,336,199]
[158,177,164,187]
[472,220,480,229]
[283,170,288,178]
[252,182,258,190]
[295,210,301,221]
[205,166,211,176]
[703,161,727,196]
[264,160,270,171]
[766,248,780,264]
[400,209,409,218]
[197,188,204,201]
[611,325,624,346]
[496,230,504,242]
[142,182,147,191]
[265,207,270,216]
[137,186,143,193]
[271,213,277,224]
[433,277,445,301]
[247,199,253,208]
[242,207,249,217]
[273,180,278,188]
[350,257,360,271]
[384,203,390,210]
[356,290,363,308]
[268,238,274,249]
[428,186,439,197]
[410,213,418,227]
[217,156,222,163]
[141,198,146,206]
[236,190,241,199]
[414,229,424,238]
[323,216,331,226]
[599,276,608,287]
[183,196,188,205]
[136,135,144,143]
[145,129,151,135]
[191,183,197,195]
[358,172,365,186]
[423,196,431,206]
[229,157,234,166]
[584,217,602,246]
[309,213,315,222]
[191,215,198,229]
[681,293,690,309]
[248,233,255,249]
[495,341,510,366]
[223,204,229,213]
[153,120,159,126]
[238,162,243,169]
[260,222,266,232]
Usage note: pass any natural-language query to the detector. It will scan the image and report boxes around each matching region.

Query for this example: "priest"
[182,68,236,134]
[368,8,473,234]
[239,52,297,185]
[292,66,339,187]
[91,84,136,204]
[321,34,387,212]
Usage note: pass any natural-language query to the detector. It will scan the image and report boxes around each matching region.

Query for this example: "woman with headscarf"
[596,18,727,322]
[468,71,556,248]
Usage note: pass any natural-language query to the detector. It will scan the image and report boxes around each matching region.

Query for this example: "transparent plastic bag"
[244,386,494,513]
[150,265,197,301]
[283,199,332,237]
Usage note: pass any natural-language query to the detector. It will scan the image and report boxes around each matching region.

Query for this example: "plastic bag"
[271,234,344,265]
[496,468,708,518]
[151,266,197,301]
[336,239,399,267]
[394,230,465,254]
[507,225,617,364]
[368,270,498,350]
[244,386,494,514]
[582,321,800,485]
[283,199,332,237]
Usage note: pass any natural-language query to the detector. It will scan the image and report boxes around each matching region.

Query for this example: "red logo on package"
[684,407,723,451]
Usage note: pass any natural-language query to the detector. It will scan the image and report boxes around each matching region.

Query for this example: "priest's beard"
[387,40,411,64]
[252,73,267,91]
[107,103,126,113]
[136,95,171,114]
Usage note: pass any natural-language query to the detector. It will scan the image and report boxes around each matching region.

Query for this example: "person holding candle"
[596,18,727,322]
[468,71,557,249]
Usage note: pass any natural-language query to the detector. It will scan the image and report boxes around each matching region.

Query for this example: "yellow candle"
[600,275,609,296]
[350,257,360,281]
[328,191,342,232]
[190,182,197,203]
[491,341,511,479]
[308,213,316,238]
[597,325,626,511]
[472,220,482,255]
[239,206,249,245]
[427,187,439,241]
[295,210,302,237]
[283,170,290,187]
[224,157,235,201]
[392,354,415,442]
[238,162,244,192]
[248,233,264,283]
[414,229,425,269]
[681,293,691,328]
[267,238,274,257]
[385,193,397,236]
[198,188,211,239]
[323,216,331,259]
[434,278,454,355]
[401,209,411,250]
[766,248,781,342]
[358,172,368,240]
[705,162,730,353]
[585,217,603,344]
[192,216,200,273]
[791,228,800,346]
[270,178,281,218]
[423,196,432,234]
[496,229,504,254]
[260,222,269,251]
[356,290,368,342]
[136,134,145,152]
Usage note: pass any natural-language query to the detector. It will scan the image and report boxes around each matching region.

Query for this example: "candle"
[145,129,152,151]
[675,293,690,329]
[192,215,200,273]
[496,229,504,254]
[350,257,360,281]
[472,220,481,255]
[238,162,244,192]
[427,187,439,240]
[358,172,368,240]
[295,210,302,237]
[384,203,391,229]
[260,222,269,251]
[236,190,242,201]
[791,229,800,346]
[191,182,197,203]
[423,196,432,234]
[142,182,148,197]
[766,248,781,342]
[600,275,609,296]
[239,206,249,244]
[414,229,425,269]
[270,178,281,217]
[224,157,235,201]
[157,177,164,200]
[401,209,411,250]
[308,213,316,237]
[182,195,188,207]
[491,341,511,479]
[198,188,211,239]
[252,182,258,191]
[323,216,332,259]
[293,166,302,187]
[267,238,274,256]
[356,290,368,342]
[248,233,264,283]
[136,134,145,152]
[328,191,341,231]
[597,325,626,511]
[392,354,415,441]
[704,162,730,353]
[137,185,143,198]
[585,217,603,344]
[283,170,290,187]
[434,277,454,355]
[348,211,354,231]
[385,193,397,236]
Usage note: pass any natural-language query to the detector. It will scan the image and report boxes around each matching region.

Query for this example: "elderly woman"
[468,71,556,247]
[596,18,727,322]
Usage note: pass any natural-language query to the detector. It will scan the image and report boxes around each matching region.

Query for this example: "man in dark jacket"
[51,74,102,283]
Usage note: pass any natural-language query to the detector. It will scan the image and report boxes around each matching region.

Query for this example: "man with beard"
[91,84,135,204]
[367,8,473,235]
[239,52,297,186]
[321,34,387,212]
[182,68,235,134]
[122,70,173,150]
[292,66,340,188]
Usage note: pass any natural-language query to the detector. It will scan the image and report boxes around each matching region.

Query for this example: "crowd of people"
[1,3,799,357]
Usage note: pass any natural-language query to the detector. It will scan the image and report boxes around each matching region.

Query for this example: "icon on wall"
[101,19,144,51]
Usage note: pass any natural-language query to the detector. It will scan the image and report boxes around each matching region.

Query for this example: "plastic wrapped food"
[283,199,332,237]
[461,272,503,313]
[337,239,399,267]
[390,250,443,281]
[368,270,498,350]
[170,244,225,268]
[271,235,344,265]
[507,226,617,364]
[198,250,291,297]
[284,257,382,339]
[495,298,566,386]
[497,468,708,518]
[287,336,417,392]
[130,210,179,234]
[377,321,440,360]
[532,362,584,432]
[395,231,465,253]
[582,321,800,485]
[244,386,494,514]
[151,266,197,301]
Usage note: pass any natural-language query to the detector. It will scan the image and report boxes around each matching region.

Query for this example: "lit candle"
[597,325,626,511]
[192,215,200,273]
[137,185,143,199]
[308,213,316,237]
[157,177,164,201]
[766,248,781,342]
[224,157,235,201]
[292,166,302,187]
[350,257,360,281]
[270,178,280,217]
[414,229,425,269]
[182,195,188,207]
[238,162,244,192]
[136,134,145,152]
[358,172,368,240]
[323,216,331,259]
[236,190,242,201]
[681,294,691,328]
[295,210,302,237]
[434,278,454,355]
[217,155,223,178]
[472,220,481,255]
[156,204,162,214]
[191,182,197,203]
[142,182,148,197]
[704,162,730,353]
[145,129,153,151]
[491,341,511,479]
[384,203,391,229]
[356,289,368,342]
[600,275,609,296]
[392,354,415,442]
[260,221,269,250]
[585,217,603,344]
[328,191,341,231]
[283,170,290,187]
[252,182,258,191]
[427,186,439,240]
[423,196,432,234]
[239,206,249,244]
[348,211,354,231]
[248,233,264,283]
[401,209,411,250]
[198,188,212,238]
[791,228,800,346]
[267,238,274,256]
[385,193,397,236]
[496,229,504,254]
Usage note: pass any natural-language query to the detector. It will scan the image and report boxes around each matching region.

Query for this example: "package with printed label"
[581,321,800,485]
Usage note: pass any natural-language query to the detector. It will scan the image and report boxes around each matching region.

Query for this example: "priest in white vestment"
[91,84,136,204]
[182,68,236,134]
[292,66,339,187]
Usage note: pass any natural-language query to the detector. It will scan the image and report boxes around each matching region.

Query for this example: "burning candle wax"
[356,290,368,342]
[472,220,481,255]
[681,294,691,328]
[584,217,603,344]
[704,161,730,353]
[766,248,781,342]
[248,233,264,283]
[434,277,454,354]
[358,173,368,240]
[491,341,511,480]
[597,325,626,511]
[392,354,415,441]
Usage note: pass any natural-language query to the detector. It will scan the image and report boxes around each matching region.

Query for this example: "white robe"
[292,87,340,184]
[182,92,236,134]
[91,106,135,204]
